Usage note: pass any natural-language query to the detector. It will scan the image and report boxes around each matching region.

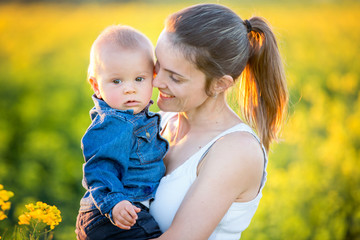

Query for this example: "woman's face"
[153,32,209,113]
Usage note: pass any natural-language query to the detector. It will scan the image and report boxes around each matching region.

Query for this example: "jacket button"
[146,132,150,139]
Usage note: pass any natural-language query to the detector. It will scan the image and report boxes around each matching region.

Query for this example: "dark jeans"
[76,203,162,240]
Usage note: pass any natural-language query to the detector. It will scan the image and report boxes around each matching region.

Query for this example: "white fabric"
[150,112,268,240]
[140,200,150,209]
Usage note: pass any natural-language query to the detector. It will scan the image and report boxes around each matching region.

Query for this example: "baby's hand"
[111,200,141,230]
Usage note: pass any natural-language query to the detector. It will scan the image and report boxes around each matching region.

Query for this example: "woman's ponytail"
[164,4,288,151]
[240,17,288,152]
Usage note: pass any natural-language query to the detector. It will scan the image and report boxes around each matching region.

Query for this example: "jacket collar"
[92,94,154,116]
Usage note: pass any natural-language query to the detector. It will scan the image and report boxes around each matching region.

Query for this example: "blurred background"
[0,0,359,239]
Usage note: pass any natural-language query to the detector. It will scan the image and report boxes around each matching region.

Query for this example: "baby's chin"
[120,106,143,115]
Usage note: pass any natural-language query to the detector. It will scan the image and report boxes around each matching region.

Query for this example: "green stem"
[31,220,41,240]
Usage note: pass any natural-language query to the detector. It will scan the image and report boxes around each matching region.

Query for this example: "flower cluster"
[0,184,14,221]
[0,185,62,240]
[18,201,62,230]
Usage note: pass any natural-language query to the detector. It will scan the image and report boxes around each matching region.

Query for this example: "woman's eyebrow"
[166,69,186,79]
[156,59,187,79]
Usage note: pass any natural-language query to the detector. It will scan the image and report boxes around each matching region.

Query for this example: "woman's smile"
[159,91,175,99]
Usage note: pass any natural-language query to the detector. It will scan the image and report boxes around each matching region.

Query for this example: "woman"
[149,3,288,240]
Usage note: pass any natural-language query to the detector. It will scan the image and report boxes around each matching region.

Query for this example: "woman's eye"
[135,77,145,82]
[113,79,122,84]
[170,75,180,83]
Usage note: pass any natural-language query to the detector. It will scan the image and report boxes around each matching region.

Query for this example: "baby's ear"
[89,76,101,98]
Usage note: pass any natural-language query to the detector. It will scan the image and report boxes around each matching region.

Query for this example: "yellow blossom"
[18,201,62,230]
[0,185,14,222]
[0,190,14,202]
[1,202,11,211]
[0,211,7,220]
[18,213,31,225]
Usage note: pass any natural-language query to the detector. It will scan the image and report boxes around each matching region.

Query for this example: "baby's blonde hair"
[88,25,154,80]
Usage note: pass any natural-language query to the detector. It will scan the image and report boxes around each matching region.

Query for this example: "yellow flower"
[25,203,35,212]
[0,190,14,202]
[0,211,7,220]
[1,202,11,211]
[0,185,14,199]
[0,185,14,221]
[18,213,31,225]
[18,201,62,230]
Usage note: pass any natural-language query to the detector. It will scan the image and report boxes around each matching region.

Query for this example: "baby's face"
[93,46,154,114]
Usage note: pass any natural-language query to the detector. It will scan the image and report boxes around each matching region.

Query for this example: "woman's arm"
[158,131,264,240]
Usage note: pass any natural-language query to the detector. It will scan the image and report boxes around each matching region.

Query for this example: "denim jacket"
[79,95,168,216]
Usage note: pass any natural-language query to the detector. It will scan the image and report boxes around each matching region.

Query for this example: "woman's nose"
[153,71,167,89]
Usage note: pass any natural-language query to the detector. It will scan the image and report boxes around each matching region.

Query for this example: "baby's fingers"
[127,205,141,220]
[121,207,137,224]
[134,205,141,213]
[115,220,132,230]
[114,212,135,229]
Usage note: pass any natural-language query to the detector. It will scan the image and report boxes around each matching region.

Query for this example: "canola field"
[0,1,359,239]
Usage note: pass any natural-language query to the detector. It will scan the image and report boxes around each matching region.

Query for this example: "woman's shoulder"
[213,129,264,166]
[198,129,264,200]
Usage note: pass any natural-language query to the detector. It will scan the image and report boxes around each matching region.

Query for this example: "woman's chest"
[163,140,198,174]
[162,128,220,174]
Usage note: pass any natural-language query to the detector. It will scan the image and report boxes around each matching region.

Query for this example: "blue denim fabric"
[76,203,162,240]
[79,95,168,216]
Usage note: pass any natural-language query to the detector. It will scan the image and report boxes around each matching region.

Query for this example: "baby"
[76,25,168,240]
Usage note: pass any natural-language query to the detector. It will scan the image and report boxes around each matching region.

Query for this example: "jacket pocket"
[134,122,164,164]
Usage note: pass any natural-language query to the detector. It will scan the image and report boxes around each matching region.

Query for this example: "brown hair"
[165,4,288,151]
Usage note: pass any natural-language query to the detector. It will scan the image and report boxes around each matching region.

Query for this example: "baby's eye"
[135,77,145,82]
[113,79,122,84]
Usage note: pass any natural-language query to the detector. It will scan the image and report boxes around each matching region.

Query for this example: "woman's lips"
[159,92,175,99]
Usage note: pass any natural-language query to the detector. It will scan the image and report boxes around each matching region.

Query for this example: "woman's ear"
[211,75,234,96]
[89,76,101,98]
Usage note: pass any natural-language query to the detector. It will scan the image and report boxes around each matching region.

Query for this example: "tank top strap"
[198,123,268,191]
[200,123,260,159]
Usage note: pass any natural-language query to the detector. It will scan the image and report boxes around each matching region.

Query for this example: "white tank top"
[150,112,268,240]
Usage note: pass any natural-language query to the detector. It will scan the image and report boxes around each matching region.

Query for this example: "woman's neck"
[163,94,241,152]
[178,93,240,131]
